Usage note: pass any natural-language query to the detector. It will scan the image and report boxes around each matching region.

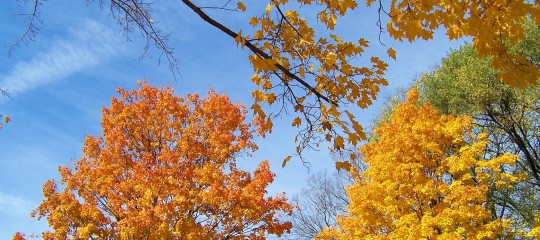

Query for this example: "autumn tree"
[12,0,540,166]
[17,82,292,239]
[317,89,521,239]
[418,20,540,229]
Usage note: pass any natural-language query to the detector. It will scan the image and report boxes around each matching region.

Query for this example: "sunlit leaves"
[240,0,389,160]
[225,0,538,165]
[53,0,540,168]
[27,82,292,239]
[318,88,520,239]
[379,0,540,87]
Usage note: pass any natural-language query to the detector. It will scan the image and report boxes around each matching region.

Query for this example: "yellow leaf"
[252,90,265,101]
[347,132,360,146]
[251,74,262,85]
[294,104,304,112]
[334,136,344,149]
[249,17,258,27]
[387,47,396,60]
[236,2,246,12]
[265,3,271,14]
[263,80,272,90]
[325,52,338,65]
[4,116,10,124]
[235,30,243,47]
[299,67,305,78]
[282,155,292,168]
[266,93,277,104]
[251,103,266,118]
[335,161,351,172]
[359,38,369,47]
[292,117,301,127]
[264,116,273,130]
[325,134,332,141]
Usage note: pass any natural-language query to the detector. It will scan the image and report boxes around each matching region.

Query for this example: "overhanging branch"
[180,0,336,106]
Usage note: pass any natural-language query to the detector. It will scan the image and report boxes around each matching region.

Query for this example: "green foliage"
[420,20,540,117]
[418,20,540,231]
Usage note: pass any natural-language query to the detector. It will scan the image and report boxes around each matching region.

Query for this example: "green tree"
[419,20,540,228]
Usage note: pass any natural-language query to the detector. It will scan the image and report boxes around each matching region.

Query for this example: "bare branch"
[9,0,43,55]
[109,0,179,76]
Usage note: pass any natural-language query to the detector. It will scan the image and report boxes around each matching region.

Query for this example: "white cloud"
[0,20,124,96]
[0,191,35,217]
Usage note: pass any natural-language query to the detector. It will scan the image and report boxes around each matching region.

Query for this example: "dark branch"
[10,0,42,55]
[180,0,336,106]
[110,0,179,76]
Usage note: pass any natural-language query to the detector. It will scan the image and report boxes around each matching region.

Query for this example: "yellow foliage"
[231,0,539,162]
[318,88,519,239]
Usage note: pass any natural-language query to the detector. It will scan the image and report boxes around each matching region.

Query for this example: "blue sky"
[0,1,465,238]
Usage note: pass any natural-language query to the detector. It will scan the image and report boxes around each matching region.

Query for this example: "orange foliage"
[317,89,520,239]
[22,82,292,239]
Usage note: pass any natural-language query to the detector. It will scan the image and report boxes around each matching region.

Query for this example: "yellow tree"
[317,89,521,239]
[16,82,292,239]
[14,0,540,164]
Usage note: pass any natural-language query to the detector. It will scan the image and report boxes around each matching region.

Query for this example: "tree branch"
[180,0,336,106]
[10,0,42,55]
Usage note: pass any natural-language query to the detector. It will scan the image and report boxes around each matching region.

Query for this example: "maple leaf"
[236,1,246,12]
[387,47,396,60]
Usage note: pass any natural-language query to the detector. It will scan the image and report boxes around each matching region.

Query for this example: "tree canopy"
[16,82,292,239]
[317,89,521,239]
[419,20,540,228]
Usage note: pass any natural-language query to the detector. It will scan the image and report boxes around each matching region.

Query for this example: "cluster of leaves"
[15,82,292,239]
[12,0,537,167]
[204,0,540,166]
[419,19,540,230]
[379,0,540,88]
[317,89,521,239]
[8,1,540,238]
[242,0,384,163]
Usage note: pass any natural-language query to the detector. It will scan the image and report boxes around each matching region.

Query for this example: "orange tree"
[317,89,521,239]
[14,0,540,165]
[16,82,292,239]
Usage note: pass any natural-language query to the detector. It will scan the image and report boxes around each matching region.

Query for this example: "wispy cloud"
[0,20,124,96]
[0,191,35,217]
